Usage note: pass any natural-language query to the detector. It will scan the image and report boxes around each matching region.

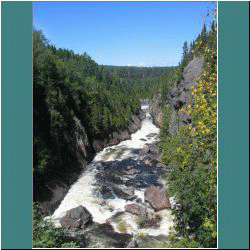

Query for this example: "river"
[49,104,174,247]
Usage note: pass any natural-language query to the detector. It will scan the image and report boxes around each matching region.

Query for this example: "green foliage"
[33,28,144,175]
[33,27,179,178]
[159,105,173,140]
[33,203,80,248]
[139,233,203,248]
[159,17,217,248]
[167,236,203,248]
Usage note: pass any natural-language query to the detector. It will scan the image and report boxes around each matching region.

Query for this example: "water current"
[49,104,174,247]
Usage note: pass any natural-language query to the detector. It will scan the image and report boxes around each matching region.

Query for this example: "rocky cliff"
[149,56,204,135]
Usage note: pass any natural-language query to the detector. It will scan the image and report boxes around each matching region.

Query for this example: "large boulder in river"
[147,143,159,155]
[60,205,92,229]
[125,204,148,218]
[118,131,131,141]
[144,186,171,211]
[113,186,136,200]
[139,145,149,155]
[143,214,161,228]
[126,240,139,248]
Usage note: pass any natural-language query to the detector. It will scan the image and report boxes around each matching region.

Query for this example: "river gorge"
[46,104,174,247]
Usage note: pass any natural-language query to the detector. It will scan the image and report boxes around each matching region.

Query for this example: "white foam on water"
[50,104,174,237]
[94,105,159,162]
[51,167,114,227]
[110,205,174,237]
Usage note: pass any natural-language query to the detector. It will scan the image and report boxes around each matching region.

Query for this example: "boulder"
[125,204,148,218]
[93,139,106,152]
[60,205,92,229]
[156,162,168,170]
[126,169,139,176]
[150,214,161,225]
[118,131,131,141]
[147,143,159,155]
[128,122,138,134]
[146,133,158,138]
[144,186,171,211]
[113,186,136,200]
[126,240,139,248]
[100,186,115,199]
[139,145,149,155]
[138,109,146,121]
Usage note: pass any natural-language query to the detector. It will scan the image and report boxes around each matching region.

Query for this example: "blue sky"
[33,1,216,67]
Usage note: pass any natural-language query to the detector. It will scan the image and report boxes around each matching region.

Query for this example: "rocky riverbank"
[47,105,174,248]
[53,141,171,248]
[34,109,146,216]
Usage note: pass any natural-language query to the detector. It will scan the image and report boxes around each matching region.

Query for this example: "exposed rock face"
[37,180,70,216]
[143,214,161,228]
[168,57,204,110]
[118,131,131,141]
[144,186,171,211]
[34,119,93,216]
[149,56,204,135]
[125,204,148,218]
[60,205,92,230]
[149,97,163,128]
[128,115,141,133]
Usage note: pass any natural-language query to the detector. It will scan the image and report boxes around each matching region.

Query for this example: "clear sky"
[33,1,216,67]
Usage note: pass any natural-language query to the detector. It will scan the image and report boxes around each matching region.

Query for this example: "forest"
[33,29,175,174]
[33,17,217,248]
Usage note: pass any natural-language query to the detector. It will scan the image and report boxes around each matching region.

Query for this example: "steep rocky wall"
[149,96,163,128]
[34,109,146,216]
[150,57,204,135]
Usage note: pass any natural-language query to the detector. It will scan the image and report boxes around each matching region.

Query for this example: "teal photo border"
[1,1,33,249]
[218,1,249,249]
[1,1,249,249]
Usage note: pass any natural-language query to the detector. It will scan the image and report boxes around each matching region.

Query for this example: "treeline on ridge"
[33,29,176,175]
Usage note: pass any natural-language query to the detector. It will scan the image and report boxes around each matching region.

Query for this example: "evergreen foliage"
[33,203,81,248]
[159,15,217,248]
[33,28,178,176]
[33,29,143,174]
[33,8,217,247]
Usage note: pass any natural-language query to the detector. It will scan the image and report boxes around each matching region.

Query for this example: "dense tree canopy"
[33,29,176,175]
[33,15,217,247]
[159,19,217,248]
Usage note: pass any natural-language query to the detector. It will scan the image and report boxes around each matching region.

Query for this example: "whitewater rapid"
[49,104,174,239]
